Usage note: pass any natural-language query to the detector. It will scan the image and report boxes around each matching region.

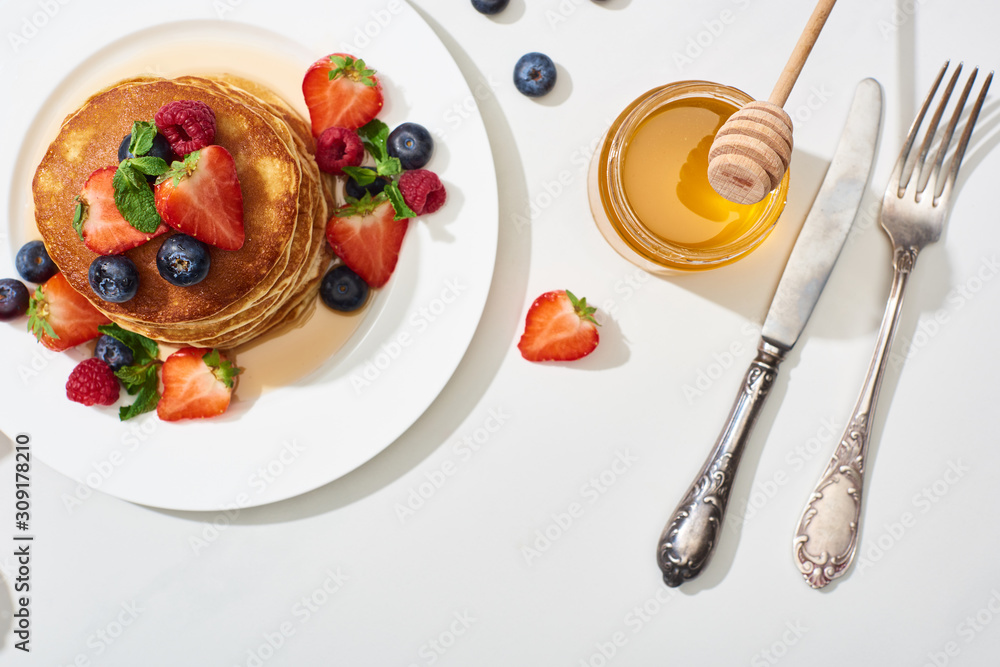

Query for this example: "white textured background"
[2,0,1000,665]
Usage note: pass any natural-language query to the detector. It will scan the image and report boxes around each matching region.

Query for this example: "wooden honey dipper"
[707,0,837,205]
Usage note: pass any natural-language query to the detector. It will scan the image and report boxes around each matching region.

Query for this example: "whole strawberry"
[66,358,120,406]
[303,53,384,136]
[518,290,600,362]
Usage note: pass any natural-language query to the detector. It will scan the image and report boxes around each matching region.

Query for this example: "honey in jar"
[589,81,789,273]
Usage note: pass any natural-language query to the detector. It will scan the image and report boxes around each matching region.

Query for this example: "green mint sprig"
[113,156,170,234]
[99,323,162,421]
[128,120,158,158]
[342,119,417,221]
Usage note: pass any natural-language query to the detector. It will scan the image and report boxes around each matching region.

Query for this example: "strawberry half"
[325,194,409,288]
[76,166,168,254]
[517,290,600,362]
[154,146,245,250]
[156,347,243,422]
[302,53,384,136]
[27,273,110,352]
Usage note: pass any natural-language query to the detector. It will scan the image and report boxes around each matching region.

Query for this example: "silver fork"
[792,62,992,589]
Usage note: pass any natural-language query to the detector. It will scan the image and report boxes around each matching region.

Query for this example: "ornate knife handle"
[657,341,785,587]
[793,248,914,588]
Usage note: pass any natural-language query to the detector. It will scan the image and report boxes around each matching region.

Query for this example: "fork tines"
[896,61,993,203]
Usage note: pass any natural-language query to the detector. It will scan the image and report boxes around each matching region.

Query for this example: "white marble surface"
[2,0,1000,665]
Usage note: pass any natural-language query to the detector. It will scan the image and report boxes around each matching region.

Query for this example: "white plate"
[0,1,498,510]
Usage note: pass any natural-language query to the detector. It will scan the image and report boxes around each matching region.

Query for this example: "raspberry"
[154,100,217,156]
[398,169,446,216]
[315,127,364,175]
[66,358,120,407]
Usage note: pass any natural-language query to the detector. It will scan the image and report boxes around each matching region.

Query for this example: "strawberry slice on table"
[27,273,111,352]
[517,290,600,362]
[157,347,243,422]
[75,166,168,254]
[302,53,384,135]
[154,145,245,251]
[325,194,409,288]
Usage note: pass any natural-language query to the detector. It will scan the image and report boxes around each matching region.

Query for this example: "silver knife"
[656,78,883,588]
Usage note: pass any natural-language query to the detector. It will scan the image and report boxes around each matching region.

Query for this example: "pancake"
[32,74,332,348]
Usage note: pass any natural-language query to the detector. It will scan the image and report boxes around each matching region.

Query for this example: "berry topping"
[514,52,558,98]
[325,194,409,288]
[154,146,245,250]
[157,348,242,422]
[320,264,369,312]
[15,240,58,283]
[517,290,600,362]
[76,166,168,255]
[94,334,134,371]
[315,126,365,176]
[344,166,390,200]
[27,273,110,351]
[154,100,217,156]
[472,0,510,14]
[66,358,120,407]
[303,53,384,135]
[398,169,447,216]
[0,278,30,321]
[156,234,211,286]
[88,255,139,303]
[387,122,434,170]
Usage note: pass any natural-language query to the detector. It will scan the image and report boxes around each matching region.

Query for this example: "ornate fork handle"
[657,341,785,587]
[793,246,915,588]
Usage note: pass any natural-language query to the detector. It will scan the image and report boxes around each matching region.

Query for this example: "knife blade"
[656,78,883,588]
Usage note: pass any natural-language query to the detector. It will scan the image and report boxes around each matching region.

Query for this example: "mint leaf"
[72,197,86,241]
[112,163,163,234]
[357,118,390,163]
[129,120,158,157]
[342,166,376,186]
[130,156,169,177]
[115,365,151,394]
[156,151,200,187]
[376,157,402,178]
[119,378,159,421]
[98,323,159,365]
[384,182,416,221]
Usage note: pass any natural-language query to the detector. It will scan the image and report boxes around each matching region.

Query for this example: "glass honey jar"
[588,81,789,273]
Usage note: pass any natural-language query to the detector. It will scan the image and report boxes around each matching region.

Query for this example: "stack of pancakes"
[32,74,332,349]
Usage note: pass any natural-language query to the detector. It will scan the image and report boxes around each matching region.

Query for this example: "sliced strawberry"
[325,195,409,288]
[154,146,245,250]
[27,273,110,352]
[156,347,242,422]
[302,53,384,136]
[76,166,168,254]
[517,290,600,362]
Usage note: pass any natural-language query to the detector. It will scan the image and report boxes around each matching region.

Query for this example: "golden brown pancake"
[32,75,331,348]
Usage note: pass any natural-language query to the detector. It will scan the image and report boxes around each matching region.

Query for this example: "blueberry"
[118,132,175,163]
[514,52,557,98]
[387,123,434,170]
[0,278,30,321]
[88,256,139,303]
[471,0,509,14]
[319,265,369,312]
[344,167,391,200]
[94,335,134,371]
[156,234,210,287]
[15,240,58,283]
